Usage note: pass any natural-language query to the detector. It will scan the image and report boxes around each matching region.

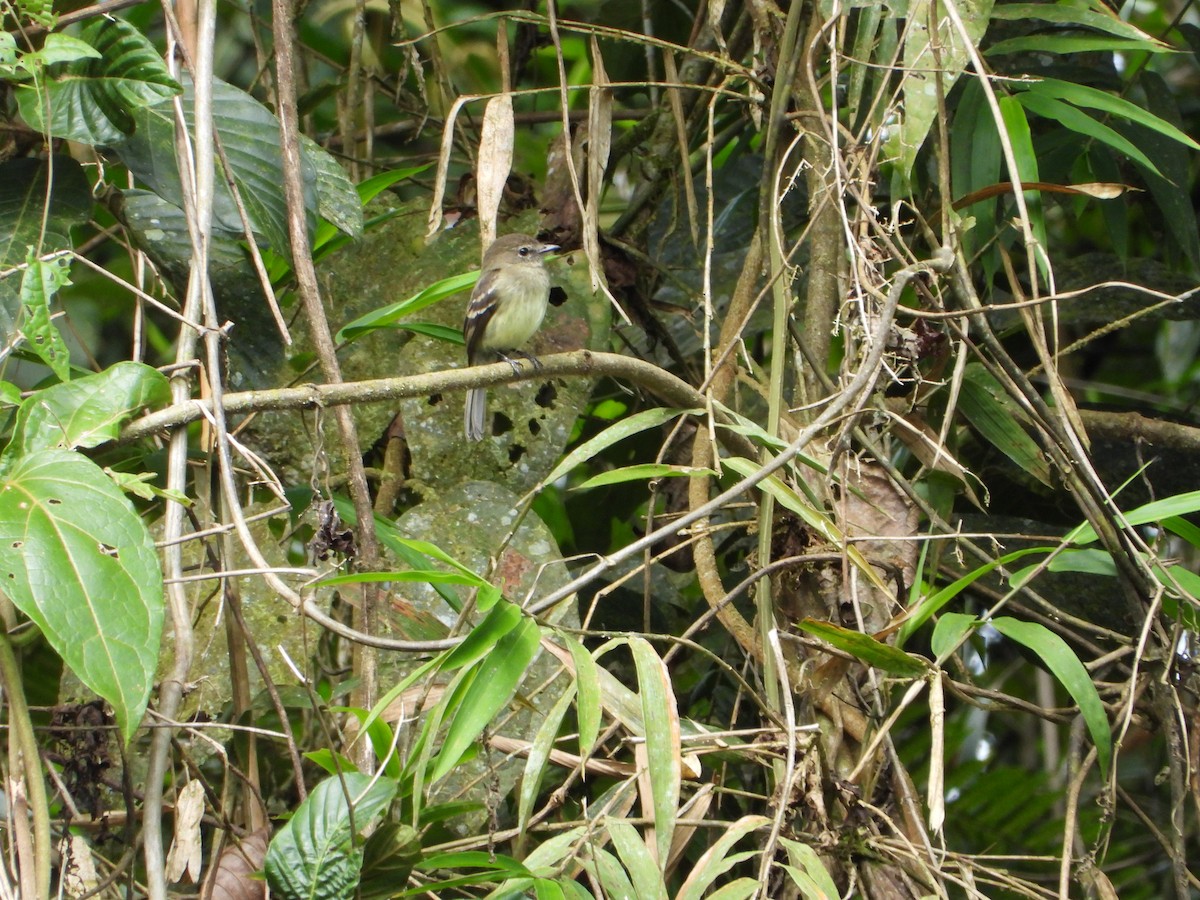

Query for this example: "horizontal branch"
[119,350,753,455]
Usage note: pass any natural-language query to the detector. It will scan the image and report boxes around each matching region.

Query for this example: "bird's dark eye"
[518,247,530,257]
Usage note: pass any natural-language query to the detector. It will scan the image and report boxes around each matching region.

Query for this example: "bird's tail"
[464,388,487,441]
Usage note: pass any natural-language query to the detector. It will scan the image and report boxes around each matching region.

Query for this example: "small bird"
[463,233,558,441]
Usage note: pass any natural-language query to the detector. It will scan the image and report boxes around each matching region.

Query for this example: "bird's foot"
[498,351,543,374]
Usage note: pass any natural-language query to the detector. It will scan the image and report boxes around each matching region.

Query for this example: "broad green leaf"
[469,832,589,897]
[583,846,637,900]
[14,18,180,144]
[18,251,71,381]
[414,799,486,827]
[995,95,1049,270]
[986,34,1173,56]
[303,748,359,776]
[12,0,54,30]
[337,271,479,342]
[779,838,839,899]
[319,569,481,587]
[712,402,847,487]
[780,865,832,899]
[1119,73,1200,273]
[714,417,788,452]
[1163,515,1200,549]
[538,407,699,489]
[439,599,524,671]
[519,826,586,872]
[900,547,1050,644]
[591,398,631,421]
[516,681,576,838]
[1154,565,1200,630]
[486,877,541,899]
[930,612,979,660]
[630,637,681,868]
[430,616,541,783]
[1067,489,1200,545]
[357,165,433,205]
[705,879,762,900]
[534,878,567,900]
[32,33,102,67]
[845,0,883,123]
[8,361,169,457]
[565,633,601,757]
[1020,78,1200,152]
[104,468,187,504]
[572,464,715,491]
[585,639,649,734]
[1046,548,1115,577]
[333,498,475,612]
[560,881,595,900]
[115,77,317,261]
[303,131,362,239]
[991,616,1111,776]
[114,188,262,313]
[379,322,461,342]
[264,773,397,900]
[605,819,669,900]
[398,870,528,896]
[796,619,930,677]
[887,0,993,183]
[958,363,1052,487]
[356,653,447,742]
[0,156,90,269]
[0,32,16,73]
[950,80,1002,271]
[333,708,402,779]
[415,849,531,873]
[402,664,470,809]
[357,823,422,900]
[0,449,163,742]
[1014,92,1160,176]
[415,854,532,892]
[384,535,486,581]
[1008,546,1122,588]
[990,1,1167,44]
[676,816,770,900]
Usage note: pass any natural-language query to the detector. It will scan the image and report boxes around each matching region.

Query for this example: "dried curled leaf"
[165,779,206,883]
[477,92,515,249]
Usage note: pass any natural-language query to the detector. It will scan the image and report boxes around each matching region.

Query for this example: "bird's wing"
[463,268,502,364]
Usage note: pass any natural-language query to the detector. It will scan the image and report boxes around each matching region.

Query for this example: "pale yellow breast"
[478,264,550,351]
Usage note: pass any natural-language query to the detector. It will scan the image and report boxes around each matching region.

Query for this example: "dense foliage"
[1,0,1199,896]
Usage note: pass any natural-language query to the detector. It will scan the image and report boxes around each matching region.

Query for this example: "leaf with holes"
[0,449,162,742]
[8,361,169,458]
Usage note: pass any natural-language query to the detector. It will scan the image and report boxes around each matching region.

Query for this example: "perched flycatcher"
[463,233,558,441]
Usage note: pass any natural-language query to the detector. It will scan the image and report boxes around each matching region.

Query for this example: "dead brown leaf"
[208,828,269,900]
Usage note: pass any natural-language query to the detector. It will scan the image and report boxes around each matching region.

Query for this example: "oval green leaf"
[0,449,163,743]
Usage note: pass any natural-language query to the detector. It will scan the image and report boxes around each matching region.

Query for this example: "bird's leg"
[498,350,543,373]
